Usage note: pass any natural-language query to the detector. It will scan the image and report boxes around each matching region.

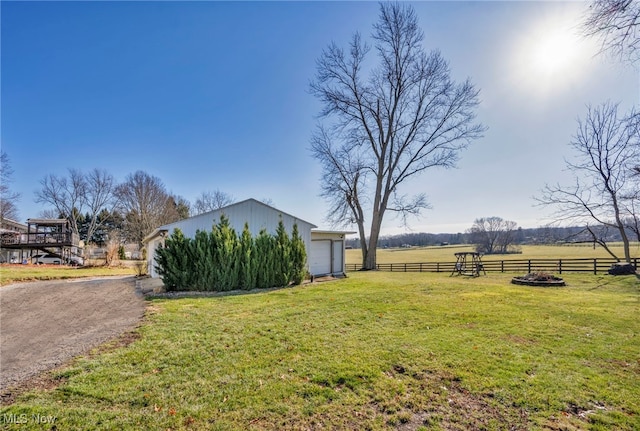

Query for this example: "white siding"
[332,240,343,275]
[161,200,313,245]
[147,237,164,278]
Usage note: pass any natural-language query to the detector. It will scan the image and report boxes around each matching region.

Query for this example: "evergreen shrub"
[155,217,307,291]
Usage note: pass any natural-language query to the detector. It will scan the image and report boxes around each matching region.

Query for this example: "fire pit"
[511,272,565,287]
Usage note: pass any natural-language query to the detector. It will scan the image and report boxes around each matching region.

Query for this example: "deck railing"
[0,232,80,247]
[345,257,639,275]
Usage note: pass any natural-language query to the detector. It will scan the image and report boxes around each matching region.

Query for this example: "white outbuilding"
[309,230,352,277]
[142,198,353,279]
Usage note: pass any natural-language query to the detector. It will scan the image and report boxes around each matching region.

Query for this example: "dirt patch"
[0,276,146,402]
[373,368,532,430]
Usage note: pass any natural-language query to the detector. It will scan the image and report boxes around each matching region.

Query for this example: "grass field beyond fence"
[2,271,638,430]
[346,244,640,274]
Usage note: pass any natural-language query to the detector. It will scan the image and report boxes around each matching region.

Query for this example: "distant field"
[346,242,640,265]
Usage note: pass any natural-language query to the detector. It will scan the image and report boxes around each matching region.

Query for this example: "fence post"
[593,259,597,275]
[501,261,504,273]
[404,263,407,272]
[528,260,531,273]
[436,262,440,273]
[558,259,562,274]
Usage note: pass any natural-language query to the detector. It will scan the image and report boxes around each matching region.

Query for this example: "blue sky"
[2,1,638,235]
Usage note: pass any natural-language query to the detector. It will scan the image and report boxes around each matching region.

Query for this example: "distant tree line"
[155,216,307,291]
[347,222,637,252]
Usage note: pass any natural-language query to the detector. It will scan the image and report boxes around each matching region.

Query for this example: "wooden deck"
[0,218,80,251]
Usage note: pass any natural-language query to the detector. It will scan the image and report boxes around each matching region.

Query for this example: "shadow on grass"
[143,276,343,300]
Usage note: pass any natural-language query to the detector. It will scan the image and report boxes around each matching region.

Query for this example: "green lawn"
[2,272,638,430]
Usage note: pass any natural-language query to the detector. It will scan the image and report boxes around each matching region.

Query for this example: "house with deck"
[0,217,82,264]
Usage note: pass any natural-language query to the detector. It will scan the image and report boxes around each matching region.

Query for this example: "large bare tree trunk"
[357,220,368,269]
[364,221,381,270]
[613,204,632,262]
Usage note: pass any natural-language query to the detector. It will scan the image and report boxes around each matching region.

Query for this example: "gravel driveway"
[0,276,146,395]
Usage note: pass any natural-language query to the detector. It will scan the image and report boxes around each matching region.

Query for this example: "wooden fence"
[345,257,639,275]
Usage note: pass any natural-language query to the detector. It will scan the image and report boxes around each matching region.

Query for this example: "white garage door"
[310,240,331,276]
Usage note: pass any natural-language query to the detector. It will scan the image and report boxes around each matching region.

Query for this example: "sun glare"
[530,29,577,78]
[509,8,596,99]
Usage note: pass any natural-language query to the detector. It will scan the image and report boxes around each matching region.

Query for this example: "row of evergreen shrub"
[154,215,307,291]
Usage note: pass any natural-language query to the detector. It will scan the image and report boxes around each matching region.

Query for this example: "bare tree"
[583,0,640,63]
[35,169,86,235]
[82,169,119,244]
[468,217,519,254]
[0,151,21,220]
[310,2,485,269]
[193,189,234,215]
[103,235,120,267]
[537,102,640,262]
[34,168,119,243]
[582,0,640,243]
[115,171,187,245]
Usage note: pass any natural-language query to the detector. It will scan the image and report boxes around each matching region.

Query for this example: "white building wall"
[332,240,344,274]
[146,237,164,278]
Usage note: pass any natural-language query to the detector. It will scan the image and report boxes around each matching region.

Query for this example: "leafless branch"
[583,0,640,64]
[194,190,235,215]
